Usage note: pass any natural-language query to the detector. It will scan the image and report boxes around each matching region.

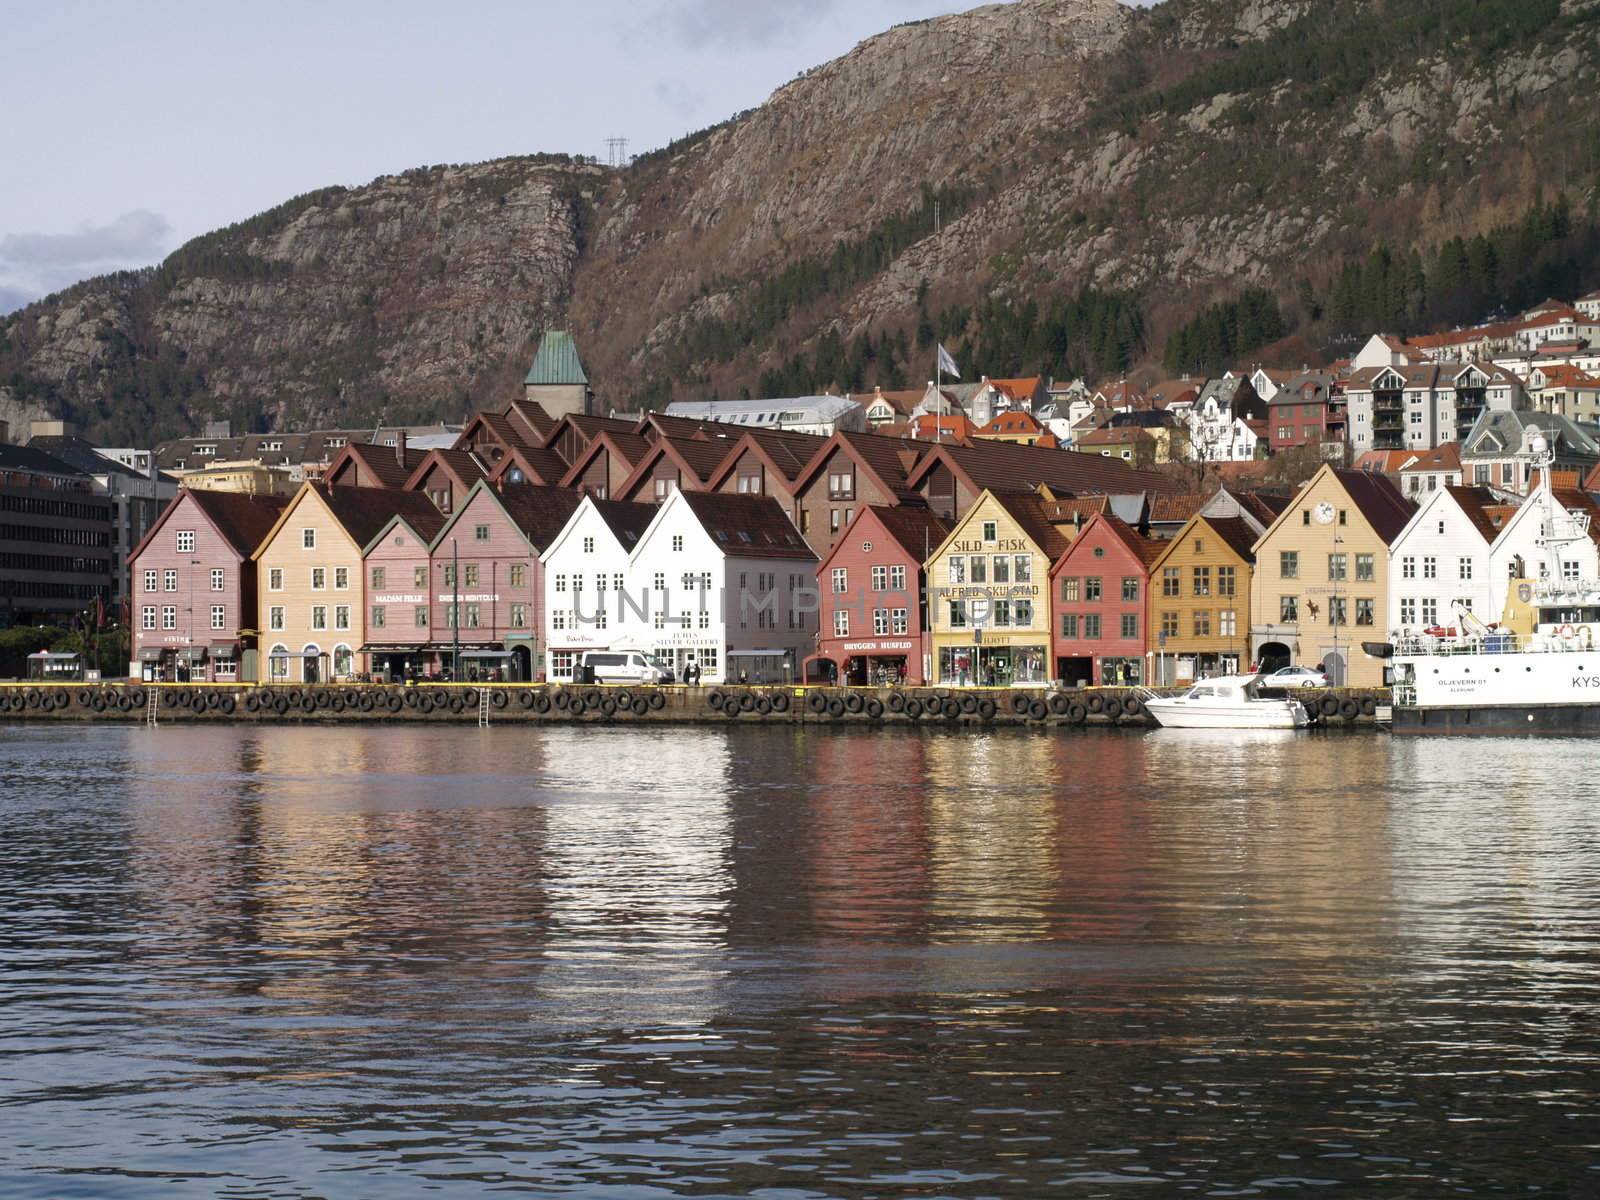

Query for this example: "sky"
[0,0,1004,314]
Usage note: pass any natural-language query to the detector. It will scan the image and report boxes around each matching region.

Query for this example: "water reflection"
[2,724,1599,1196]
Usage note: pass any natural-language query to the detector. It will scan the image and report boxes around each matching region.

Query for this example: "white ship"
[1142,674,1314,730]
[1391,431,1600,735]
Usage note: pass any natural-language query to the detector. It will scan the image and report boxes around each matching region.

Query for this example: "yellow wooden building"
[924,489,1066,686]
[1247,465,1414,687]
[1146,514,1258,683]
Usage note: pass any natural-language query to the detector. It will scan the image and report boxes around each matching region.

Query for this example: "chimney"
[394,429,407,466]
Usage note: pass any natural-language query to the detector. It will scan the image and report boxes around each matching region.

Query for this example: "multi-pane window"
[1014,556,1031,583]
[465,564,480,587]
[891,608,908,634]
[311,606,328,631]
[1564,559,1582,582]
[992,600,1012,627]
[1421,598,1438,625]
[1122,577,1139,602]
[210,568,225,591]
[371,567,386,589]
[1356,598,1375,626]
[582,537,595,553]
[832,568,848,593]
[672,536,683,552]
[414,566,427,588]
[1192,567,1211,596]
[1061,577,1080,603]
[889,565,906,590]
[1121,613,1138,639]
[371,606,387,629]
[654,572,667,591]
[510,563,526,587]
[1280,595,1298,622]
[210,605,225,630]
[1400,598,1417,625]
[312,567,326,590]
[1402,556,1416,579]
[1060,613,1078,638]
[949,557,966,585]
[1162,567,1180,597]
[1280,551,1298,579]
[827,471,855,500]
[873,608,889,635]
[474,524,490,542]
[1219,610,1236,637]
[981,521,997,542]
[465,604,482,629]
[948,600,968,629]
[141,606,156,630]
[1083,614,1101,639]
[992,556,1010,585]
[334,606,350,631]
[143,569,158,592]
[834,610,850,636]
[1085,577,1102,601]
[1217,566,1236,597]
[1355,554,1374,582]
[302,529,316,549]
[509,604,526,629]
[1014,599,1033,626]
[161,606,176,630]
[335,567,349,589]
[176,530,195,553]
[1422,556,1437,580]
[1328,554,1347,581]
[971,556,987,584]
[415,606,429,628]
[1329,597,1348,626]
[871,566,888,591]
[164,569,178,592]
[1160,611,1178,637]
[269,606,285,630]
[1193,610,1211,637]
[1458,557,1473,581]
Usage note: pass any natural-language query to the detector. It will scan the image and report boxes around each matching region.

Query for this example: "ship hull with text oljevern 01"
[1392,647,1600,735]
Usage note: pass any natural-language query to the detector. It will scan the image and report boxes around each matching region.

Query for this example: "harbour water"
[2,724,1599,1196]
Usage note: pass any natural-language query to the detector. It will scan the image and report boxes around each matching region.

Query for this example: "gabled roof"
[1041,496,1111,524]
[978,411,1044,435]
[703,428,829,491]
[1331,468,1417,544]
[320,485,448,550]
[1051,512,1160,572]
[615,434,740,499]
[487,442,573,487]
[131,488,288,565]
[1398,443,1462,474]
[989,491,1071,562]
[1147,492,1211,524]
[866,504,953,562]
[524,331,588,386]
[906,436,1177,497]
[541,414,639,460]
[557,429,654,490]
[1236,491,1290,524]
[855,388,923,417]
[1202,515,1262,563]
[1442,485,1505,545]
[325,440,427,489]
[909,413,978,441]
[402,447,489,493]
[505,399,556,442]
[24,435,151,480]
[432,480,585,555]
[792,430,926,502]
[675,491,815,560]
[0,442,89,477]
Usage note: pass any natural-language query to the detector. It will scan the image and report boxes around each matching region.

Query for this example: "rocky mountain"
[4,0,1600,443]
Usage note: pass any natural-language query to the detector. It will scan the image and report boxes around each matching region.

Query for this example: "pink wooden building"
[128,489,287,682]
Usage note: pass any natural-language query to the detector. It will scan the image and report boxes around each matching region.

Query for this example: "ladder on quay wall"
[478,688,491,728]
[147,687,158,728]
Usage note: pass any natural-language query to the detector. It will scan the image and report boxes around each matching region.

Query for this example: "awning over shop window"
[178,647,207,661]
[137,648,163,662]
[209,643,238,657]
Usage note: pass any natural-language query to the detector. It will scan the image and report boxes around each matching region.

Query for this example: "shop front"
[644,631,723,684]
[727,648,795,685]
[935,633,1049,687]
[824,637,922,686]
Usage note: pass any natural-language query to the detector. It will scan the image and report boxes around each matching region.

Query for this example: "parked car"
[1269,665,1327,688]
[577,650,676,685]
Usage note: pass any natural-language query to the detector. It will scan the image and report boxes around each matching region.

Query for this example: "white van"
[577,650,676,685]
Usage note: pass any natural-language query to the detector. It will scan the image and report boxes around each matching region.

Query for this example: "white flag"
[937,343,960,379]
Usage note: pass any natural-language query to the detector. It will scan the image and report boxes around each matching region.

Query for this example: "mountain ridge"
[3,0,1599,443]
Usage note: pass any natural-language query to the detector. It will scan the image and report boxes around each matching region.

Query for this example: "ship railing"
[1393,631,1524,657]
[1393,683,1418,707]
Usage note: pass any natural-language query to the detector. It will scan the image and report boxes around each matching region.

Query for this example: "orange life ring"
[1559,623,1577,639]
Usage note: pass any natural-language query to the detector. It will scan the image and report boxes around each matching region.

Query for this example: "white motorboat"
[1141,674,1313,730]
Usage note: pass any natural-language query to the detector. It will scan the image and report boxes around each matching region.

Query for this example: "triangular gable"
[429,480,528,557]
[361,510,443,557]
[1373,367,1406,390]
[248,483,329,560]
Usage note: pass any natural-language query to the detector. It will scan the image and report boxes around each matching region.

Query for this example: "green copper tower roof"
[524,331,589,386]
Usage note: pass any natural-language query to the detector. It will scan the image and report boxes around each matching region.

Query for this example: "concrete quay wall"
[0,683,1391,727]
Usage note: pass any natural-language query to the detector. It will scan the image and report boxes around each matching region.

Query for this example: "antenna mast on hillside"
[605,137,630,168]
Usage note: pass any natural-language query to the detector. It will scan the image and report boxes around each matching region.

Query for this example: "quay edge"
[0,683,1391,727]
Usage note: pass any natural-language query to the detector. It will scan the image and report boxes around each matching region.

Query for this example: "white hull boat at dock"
[1141,675,1313,730]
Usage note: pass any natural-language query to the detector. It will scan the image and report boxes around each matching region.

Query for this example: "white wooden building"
[1386,486,1501,637]
[539,496,658,681]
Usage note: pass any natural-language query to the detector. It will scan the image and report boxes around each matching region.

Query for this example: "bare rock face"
[2,0,1597,440]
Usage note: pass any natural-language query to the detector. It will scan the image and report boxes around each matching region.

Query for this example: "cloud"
[654,78,710,120]
[0,210,172,311]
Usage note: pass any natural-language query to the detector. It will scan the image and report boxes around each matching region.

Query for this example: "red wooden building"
[1049,513,1163,686]
[810,505,951,686]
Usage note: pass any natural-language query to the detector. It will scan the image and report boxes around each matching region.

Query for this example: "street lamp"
[1331,534,1344,686]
